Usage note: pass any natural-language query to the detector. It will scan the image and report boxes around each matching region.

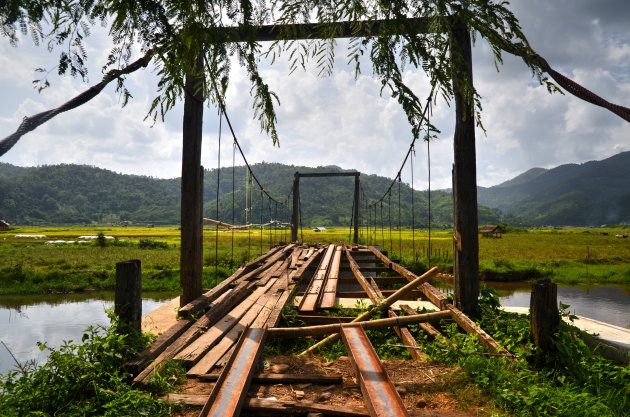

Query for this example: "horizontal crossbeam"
[223,17,433,43]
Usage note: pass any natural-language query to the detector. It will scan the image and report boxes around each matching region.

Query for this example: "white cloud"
[1,0,629,194]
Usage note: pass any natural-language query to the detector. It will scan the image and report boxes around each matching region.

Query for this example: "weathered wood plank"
[299,267,439,355]
[272,310,451,338]
[299,244,335,312]
[447,304,511,356]
[319,245,342,308]
[134,283,252,383]
[164,395,370,416]
[178,245,284,318]
[344,246,381,303]
[388,309,426,361]
[174,278,276,366]
[125,318,193,374]
[189,279,284,375]
[190,373,343,384]
[400,305,446,342]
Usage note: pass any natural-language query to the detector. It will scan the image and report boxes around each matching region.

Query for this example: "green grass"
[0,225,629,295]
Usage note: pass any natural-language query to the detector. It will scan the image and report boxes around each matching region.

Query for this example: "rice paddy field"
[1,225,629,295]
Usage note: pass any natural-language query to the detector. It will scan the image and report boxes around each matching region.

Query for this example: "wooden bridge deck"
[133,243,509,417]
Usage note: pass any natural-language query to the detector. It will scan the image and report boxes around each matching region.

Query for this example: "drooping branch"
[0,50,155,157]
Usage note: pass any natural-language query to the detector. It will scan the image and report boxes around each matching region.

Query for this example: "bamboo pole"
[269,310,450,338]
[298,266,438,355]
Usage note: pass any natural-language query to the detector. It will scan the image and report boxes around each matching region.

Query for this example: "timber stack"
[126,243,510,417]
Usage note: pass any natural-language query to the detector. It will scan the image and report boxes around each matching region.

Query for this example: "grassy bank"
[1,225,629,295]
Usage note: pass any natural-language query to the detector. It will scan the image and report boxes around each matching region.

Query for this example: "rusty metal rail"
[198,327,268,417]
[341,326,410,417]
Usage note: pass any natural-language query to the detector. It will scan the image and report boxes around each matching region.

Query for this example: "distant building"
[0,220,10,230]
[312,227,327,232]
[480,224,505,238]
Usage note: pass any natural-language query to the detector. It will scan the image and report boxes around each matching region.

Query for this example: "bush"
[138,239,169,249]
[0,311,177,416]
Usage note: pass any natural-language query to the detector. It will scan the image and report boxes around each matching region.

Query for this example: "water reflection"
[435,282,630,329]
[0,291,178,375]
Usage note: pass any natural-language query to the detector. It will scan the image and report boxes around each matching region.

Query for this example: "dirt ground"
[172,354,499,417]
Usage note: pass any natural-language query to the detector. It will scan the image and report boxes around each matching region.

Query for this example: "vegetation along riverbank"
[0,225,629,295]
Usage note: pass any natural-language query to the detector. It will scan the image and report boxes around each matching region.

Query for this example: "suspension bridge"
[4,7,630,417]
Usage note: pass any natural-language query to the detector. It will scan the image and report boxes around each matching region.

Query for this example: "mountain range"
[1,151,628,227]
[477,151,630,226]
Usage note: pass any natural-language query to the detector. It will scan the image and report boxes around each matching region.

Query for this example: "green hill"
[0,162,502,227]
[477,151,630,226]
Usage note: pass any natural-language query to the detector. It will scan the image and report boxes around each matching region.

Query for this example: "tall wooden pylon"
[450,16,479,316]
[180,53,205,307]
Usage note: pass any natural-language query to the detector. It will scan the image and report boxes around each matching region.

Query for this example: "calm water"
[436,282,630,329]
[0,291,178,375]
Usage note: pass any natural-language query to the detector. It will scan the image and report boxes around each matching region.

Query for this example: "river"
[1,284,629,375]
[0,291,178,375]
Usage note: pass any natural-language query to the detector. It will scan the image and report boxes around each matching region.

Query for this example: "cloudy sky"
[1,0,629,193]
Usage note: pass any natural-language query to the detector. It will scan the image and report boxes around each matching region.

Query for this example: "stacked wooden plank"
[128,244,315,383]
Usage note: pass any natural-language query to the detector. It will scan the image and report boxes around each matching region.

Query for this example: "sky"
[1,0,629,194]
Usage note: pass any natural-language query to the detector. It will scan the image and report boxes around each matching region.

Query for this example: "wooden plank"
[338,276,409,286]
[447,304,511,356]
[271,310,451,338]
[319,245,342,308]
[164,395,370,416]
[289,247,324,281]
[191,373,343,384]
[174,278,276,366]
[299,267,439,355]
[329,290,424,299]
[134,283,252,384]
[299,244,335,312]
[189,279,284,375]
[178,245,284,318]
[125,318,193,374]
[388,309,425,361]
[296,315,355,324]
[400,305,446,342]
[364,245,449,309]
[344,246,381,303]
[199,327,268,417]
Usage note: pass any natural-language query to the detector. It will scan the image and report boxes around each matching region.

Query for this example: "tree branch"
[0,50,155,157]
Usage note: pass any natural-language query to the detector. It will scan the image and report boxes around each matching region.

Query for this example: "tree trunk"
[180,53,205,307]
[530,279,560,352]
[450,15,479,316]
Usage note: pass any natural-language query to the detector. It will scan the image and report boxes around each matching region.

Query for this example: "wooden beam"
[164,395,370,417]
[319,245,342,308]
[180,53,205,307]
[299,267,438,355]
[272,310,450,338]
[447,304,511,356]
[191,373,343,384]
[296,172,360,178]
[450,15,480,316]
[291,173,299,242]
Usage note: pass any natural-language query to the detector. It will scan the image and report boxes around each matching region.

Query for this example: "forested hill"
[477,151,630,226]
[0,162,502,226]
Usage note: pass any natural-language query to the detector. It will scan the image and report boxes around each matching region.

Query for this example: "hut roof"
[480,224,505,234]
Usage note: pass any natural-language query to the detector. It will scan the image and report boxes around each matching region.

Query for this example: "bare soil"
[172,355,499,416]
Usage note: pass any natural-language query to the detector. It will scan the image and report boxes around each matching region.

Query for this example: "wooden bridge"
[129,243,509,417]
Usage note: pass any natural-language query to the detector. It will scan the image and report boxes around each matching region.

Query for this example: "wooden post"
[291,172,299,242]
[115,259,142,332]
[450,14,479,316]
[353,173,360,244]
[530,279,560,352]
[180,53,205,307]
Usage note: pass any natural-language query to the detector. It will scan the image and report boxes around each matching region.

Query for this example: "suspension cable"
[215,109,222,287]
